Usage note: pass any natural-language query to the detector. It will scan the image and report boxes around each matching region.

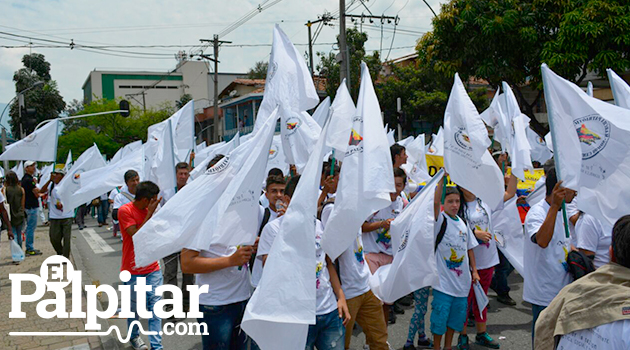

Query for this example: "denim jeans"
[12,223,23,248]
[198,300,259,350]
[531,304,547,347]
[97,200,109,224]
[126,270,163,350]
[490,250,514,295]
[24,208,38,251]
[305,310,345,350]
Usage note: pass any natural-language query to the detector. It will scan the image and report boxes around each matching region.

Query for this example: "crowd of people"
[3,141,629,350]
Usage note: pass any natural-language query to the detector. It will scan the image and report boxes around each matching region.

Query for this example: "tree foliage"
[247,61,268,79]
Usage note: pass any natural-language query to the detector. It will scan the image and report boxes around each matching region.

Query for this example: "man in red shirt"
[118,181,162,350]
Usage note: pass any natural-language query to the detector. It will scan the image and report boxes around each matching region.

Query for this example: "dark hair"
[612,215,630,268]
[545,167,558,197]
[124,170,139,184]
[5,171,19,186]
[322,162,340,177]
[543,158,555,175]
[284,175,300,198]
[266,175,286,189]
[393,167,407,184]
[135,181,160,201]
[455,186,470,224]
[175,162,190,171]
[207,154,225,169]
[268,168,284,177]
[390,144,406,164]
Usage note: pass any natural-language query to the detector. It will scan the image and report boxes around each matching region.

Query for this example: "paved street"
[69,214,534,350]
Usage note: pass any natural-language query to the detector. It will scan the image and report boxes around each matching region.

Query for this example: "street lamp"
[0,80,45,128]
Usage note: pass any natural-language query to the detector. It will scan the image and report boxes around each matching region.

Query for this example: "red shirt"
[118,202,160,275]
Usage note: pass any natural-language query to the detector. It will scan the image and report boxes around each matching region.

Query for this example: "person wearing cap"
[21,161,49,256]
[48,168,74,258]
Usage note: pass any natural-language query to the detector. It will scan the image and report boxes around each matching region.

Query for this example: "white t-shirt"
[433,212,478,298]
[49,187,73,219]
[523,200,572,306]
[192,245,253,306]
[363,196,404,255]
[0,190,5,203]
[321,203,370,300]
[464,199,499,270]
[565,199,579,247]
[259,192,269,208]
[557,319,630,350]
[251,206,278,287]
[161,187,177,205]
[113,186,134,209]
[108,189,119,201]
[576,214,612,269]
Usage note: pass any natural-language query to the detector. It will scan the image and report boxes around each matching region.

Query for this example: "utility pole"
[200,35,231,143]
[305,13,334,78]
[2,128,7,172]
[339,0,350,91]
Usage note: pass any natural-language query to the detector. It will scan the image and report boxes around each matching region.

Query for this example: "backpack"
[567,250,596,281]
[317,197,336,221]
[434,213,448,252]
[250,207,271,272]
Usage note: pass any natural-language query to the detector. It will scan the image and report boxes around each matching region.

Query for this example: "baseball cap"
[24,161,36,168]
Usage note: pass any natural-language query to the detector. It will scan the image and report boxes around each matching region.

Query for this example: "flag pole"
[440,174,447,204]
[191,99,196,168]
[330,150,335,176]
[541,65,571,239]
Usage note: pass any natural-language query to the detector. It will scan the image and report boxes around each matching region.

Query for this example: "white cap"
[24,160,36,168]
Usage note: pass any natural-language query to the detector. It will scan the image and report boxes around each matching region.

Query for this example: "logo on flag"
[205,156,230,175]
[573,114,610,160]
[494,231,505,248]
[23,133,37,143]
[72,169,85,185]
[348,129,363,146]
[285,117,300,135]
[454,128,473,151]
[268,146,278,160]
[267,61,278,81]
[398,229,410,253]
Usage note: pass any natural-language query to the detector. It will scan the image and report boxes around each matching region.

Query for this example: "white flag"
[311,97,331,128]
[190,135,239,180]
[541,64,630,227]
[401,134,431,184]
[133,109,279,267]
[0,120,59,161]
[386,128,396,146]
[149,119,177,192]
[72,146,145,211]
[502,82,534,180]
[111,140,142,164]
[492,196,525,275]
[266,134,289,176]
[369,171,441,303]
[195,141,207,153]
[426,127,444,156]
[194,140,225,164]
[526,127,553,163]
[325,80,355,154]
[12,161,24,180]
[587,81,594,97]
[480,86,511,152]
[57,144,107,213]
[37,164,53,189]
[397,136,415,148]
[243,111,331,350]
[444,73,504,209]
[607,69,630,110]
[171,100,195,161]
[63,150,73,171]
[321,62,395,260]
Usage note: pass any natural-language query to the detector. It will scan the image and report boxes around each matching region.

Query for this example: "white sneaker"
[130,336,148,350]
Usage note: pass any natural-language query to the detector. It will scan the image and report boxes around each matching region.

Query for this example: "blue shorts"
[430,289,467,335]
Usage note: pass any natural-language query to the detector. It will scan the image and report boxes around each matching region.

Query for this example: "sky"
[0,0,442,111]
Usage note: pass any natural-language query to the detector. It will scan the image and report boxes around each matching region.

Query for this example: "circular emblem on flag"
[454,128,473,151]
[268,62,278,81]
[536,136,545,145]
[268,144,278,160]
[494,231,505,248]
[23,133,37,143]
[205,155,230,175]
[285,116,300,135]
[72,169,85,185]
[573,114,611,160]
[398,229,410,253]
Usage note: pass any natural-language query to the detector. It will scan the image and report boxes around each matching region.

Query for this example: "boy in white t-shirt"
[431,180,479,350]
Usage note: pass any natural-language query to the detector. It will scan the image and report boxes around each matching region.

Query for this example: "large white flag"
[311,97,331,127]
[243,111,331,350]
[253,25,320,170]
[133,109,278,267]
[369,171,441,303]
[57,144,107,213]
[502,82,534,180]
[492,196,524,275]
[526,127,552,163]
[426,127,444,156]
[541,64,630,227]
[266,134,289,176]
[63,150,73,171]
[0,120,59,161]
[607,69,630,109]
[480,86,511,152]
[401,134,431,184]
[325,80,354,154]
[171,100,195,161]
[444,73,505,209]
[111,140,142,164]
[149,119,177,192]
[321,63,395,260]
[194,140,225,164]
[72,146,145,211]
[190,134,239,180]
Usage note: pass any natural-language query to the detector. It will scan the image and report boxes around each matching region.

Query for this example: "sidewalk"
[0,223,103,350]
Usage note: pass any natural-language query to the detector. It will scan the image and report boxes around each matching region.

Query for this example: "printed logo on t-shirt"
[445,248,465,277]
[315,261,323,289]
[560,245,569,272]
[376,228,391,250]
[475,225,490,248]
[355,245,365,264]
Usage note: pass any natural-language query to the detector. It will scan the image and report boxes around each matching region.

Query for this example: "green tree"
[9,53,66,137]
[176,93,193,109]
[316,27,382,100]
[247,61,268,79]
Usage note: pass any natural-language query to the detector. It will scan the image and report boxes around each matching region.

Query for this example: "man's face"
[176,168,190,188]
[52,173,64,184]
[25,165,36,175]
[443,193,461,217]
[391,176,405,201]
[395,150,408,167]
[265,183,285,211]
[135,195,156,210]
[126,176,140,193]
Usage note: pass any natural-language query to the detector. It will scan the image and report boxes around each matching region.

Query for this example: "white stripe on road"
[80,228,115,254]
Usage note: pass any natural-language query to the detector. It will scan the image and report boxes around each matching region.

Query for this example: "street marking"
[81,228,115,254]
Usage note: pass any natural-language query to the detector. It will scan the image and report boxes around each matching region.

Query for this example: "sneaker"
[130,336,148,350]
[388,308,396,324]
[399,293,414,307]
[456,334,470,350]
[25,249,42,256]
[12,261,21,265]
[475,332,500,349]
[417,337,433,349]
[393,302,405,314]
[402,343,416,350]
[496,293,517,306]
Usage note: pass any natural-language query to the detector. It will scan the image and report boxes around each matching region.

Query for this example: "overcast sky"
[0,0,442,109]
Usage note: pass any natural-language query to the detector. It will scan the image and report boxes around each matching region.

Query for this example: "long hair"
[456,186,469,225]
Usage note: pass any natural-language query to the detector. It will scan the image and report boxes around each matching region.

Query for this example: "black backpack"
[567,250,596,281]
[250,207,271,272]
[434,214,448,252]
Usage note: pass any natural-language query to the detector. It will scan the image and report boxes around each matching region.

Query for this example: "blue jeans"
[491,250,514,295]
[98,200,109,224]
[12,223,23,248]
[24,208,38,251]
[126,271,163,350]
[198,300,258,350]
[531,304,547,347]
[305,310,345,350]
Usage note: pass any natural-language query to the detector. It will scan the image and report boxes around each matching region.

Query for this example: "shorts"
[430,289,467,335]
[365,252,393,274]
